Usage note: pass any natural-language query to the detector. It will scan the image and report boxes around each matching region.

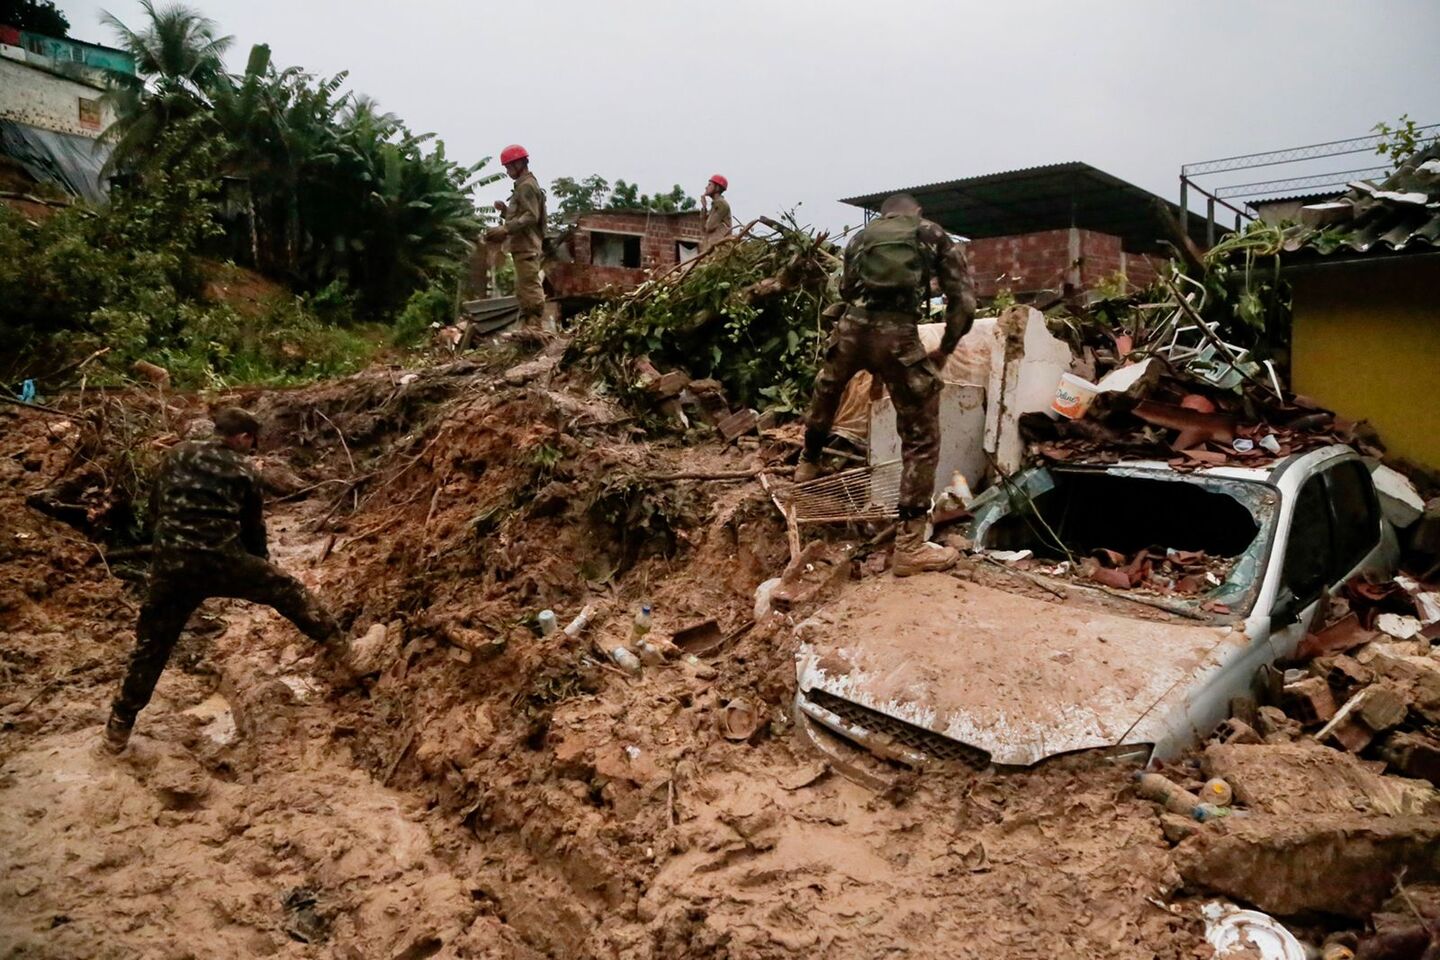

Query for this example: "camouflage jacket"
[502,170,547,257]
[149,440,268,559]
[840,213,977,351]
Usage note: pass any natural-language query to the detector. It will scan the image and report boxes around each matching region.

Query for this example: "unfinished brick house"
[842,162,1217,302]
[546,209,706,303]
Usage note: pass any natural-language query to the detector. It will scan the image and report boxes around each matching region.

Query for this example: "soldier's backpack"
[852,214,928,298]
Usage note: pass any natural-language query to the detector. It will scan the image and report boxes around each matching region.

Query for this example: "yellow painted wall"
[1291,255,1440,470]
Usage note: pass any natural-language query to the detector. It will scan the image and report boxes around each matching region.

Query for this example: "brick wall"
[555,210,706,299]
[0,54,114,137]
[570,210,704,270]
[966,227,1161,300]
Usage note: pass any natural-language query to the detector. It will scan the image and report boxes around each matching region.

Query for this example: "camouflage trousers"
[512,253,545,322]
[803,307,942,518]
[111,550,340,728]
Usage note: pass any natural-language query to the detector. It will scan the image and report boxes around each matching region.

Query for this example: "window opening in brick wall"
[591,231,642,268]
[676,240,699,263]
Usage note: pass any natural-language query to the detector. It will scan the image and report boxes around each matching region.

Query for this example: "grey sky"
[60,0,1440,233]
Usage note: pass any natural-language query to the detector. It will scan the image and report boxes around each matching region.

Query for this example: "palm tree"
[100,1,233,169]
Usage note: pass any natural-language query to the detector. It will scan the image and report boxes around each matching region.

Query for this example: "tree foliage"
[548,175,696,228]
[100,2,493,317]
[1373,114,1439,169]
[0,0,69,35]
[568,217,840,413]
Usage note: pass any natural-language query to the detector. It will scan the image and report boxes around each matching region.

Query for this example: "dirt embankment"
[1,348,1208,958]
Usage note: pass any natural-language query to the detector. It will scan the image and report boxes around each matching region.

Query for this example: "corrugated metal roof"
[840,161,1217,254]
[1284,143,1440,258]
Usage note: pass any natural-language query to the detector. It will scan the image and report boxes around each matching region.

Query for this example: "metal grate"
[775,460,902,524]
[806,689,991,768]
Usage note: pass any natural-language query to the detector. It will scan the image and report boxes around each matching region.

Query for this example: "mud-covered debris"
[350,621,401,676]
[718,698,760,742]
[1378,731,1440,786]
[281,887,329,944]
[1202,742,1439,817]
[1178,814,1440,919]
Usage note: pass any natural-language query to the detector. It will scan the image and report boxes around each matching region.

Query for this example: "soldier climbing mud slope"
[102,407,347,754]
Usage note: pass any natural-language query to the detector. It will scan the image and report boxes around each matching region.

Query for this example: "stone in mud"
[1175,814,1440,918]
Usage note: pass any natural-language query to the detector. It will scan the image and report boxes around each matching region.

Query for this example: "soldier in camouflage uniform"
[485,144,547,325]
[103,407,343,753]
[797,193,976,576]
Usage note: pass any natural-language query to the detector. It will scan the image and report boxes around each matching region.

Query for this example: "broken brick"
[1256,705,1301,742]
[1311,653,1373,692]
[647,370,691,399]
[1296,612,1377,660]
[717,408,760,441]
[1282,676,1337,725]
[1213,718,1262,745]
[1355,685,1408,732]
[1378,731,1440,786]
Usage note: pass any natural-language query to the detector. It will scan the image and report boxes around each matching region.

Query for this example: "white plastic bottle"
[609,645,642,675]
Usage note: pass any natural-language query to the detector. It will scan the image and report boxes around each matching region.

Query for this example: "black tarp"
[0,120,111,204]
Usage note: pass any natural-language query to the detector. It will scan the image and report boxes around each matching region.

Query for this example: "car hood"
[795,573,1248,766]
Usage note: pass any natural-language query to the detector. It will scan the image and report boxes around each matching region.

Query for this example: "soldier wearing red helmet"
[699,174,732,253]
[485,144,548,324]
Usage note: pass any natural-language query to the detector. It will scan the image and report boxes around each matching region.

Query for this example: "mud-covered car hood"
[794,573,1250,767]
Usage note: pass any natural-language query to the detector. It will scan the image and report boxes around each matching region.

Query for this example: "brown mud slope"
[1,349,1206,958]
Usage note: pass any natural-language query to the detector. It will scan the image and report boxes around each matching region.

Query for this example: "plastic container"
[609,646,642,675]
[1201,901,1306,960]
[632,604,652,640]
[1201,777,1233,806]
[537,610,558,636]
[1052,373,1099,420]
[636,640,666,666]
[1134,771,1203,816]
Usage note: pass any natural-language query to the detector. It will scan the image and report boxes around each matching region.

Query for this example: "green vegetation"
[549,174,696,228]
[3,2,492,390]
[1373,114,1439,169]
[0,0,69,35]
[568,216,840,414]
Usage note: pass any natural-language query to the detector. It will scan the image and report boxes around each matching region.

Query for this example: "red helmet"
[500,144,529,166]
[708,174,728,190]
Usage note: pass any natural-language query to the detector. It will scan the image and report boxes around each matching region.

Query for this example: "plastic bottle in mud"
[632,604,665,665]
[609,645,643,675]
[1133,772,1203,816]
[537,610,558,636]
[563,604,597,639]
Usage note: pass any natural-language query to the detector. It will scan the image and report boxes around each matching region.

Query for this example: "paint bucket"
[1051,373,1098,420]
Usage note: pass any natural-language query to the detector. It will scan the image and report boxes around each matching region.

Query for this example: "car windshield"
[969,465,1280,614]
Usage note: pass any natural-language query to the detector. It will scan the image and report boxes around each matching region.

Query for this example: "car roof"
[1061,443,1359,488]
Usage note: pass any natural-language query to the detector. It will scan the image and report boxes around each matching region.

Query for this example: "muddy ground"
[0,348,1212,958]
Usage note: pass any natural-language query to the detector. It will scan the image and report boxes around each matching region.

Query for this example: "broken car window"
[975,468,1270,608]
[1326,459,1381,578]
[1280,474,1333,606]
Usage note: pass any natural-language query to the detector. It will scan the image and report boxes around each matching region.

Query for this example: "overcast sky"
[58,0,1440,232]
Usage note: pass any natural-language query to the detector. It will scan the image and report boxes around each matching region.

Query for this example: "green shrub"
[392,284,455,347]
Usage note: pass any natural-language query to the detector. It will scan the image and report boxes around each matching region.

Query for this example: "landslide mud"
[0,358,1210,958]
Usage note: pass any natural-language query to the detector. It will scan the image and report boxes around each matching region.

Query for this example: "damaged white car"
[793,444,1399,777]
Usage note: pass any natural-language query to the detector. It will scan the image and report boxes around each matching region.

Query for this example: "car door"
[1267,456,1388,658]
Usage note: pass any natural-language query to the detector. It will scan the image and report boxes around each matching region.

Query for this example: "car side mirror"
[1270,588,1301,628]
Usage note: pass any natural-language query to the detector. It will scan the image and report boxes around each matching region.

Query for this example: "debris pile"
[566,215,841,415]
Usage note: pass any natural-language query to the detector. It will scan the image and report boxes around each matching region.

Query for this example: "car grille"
[806,689,991,768]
